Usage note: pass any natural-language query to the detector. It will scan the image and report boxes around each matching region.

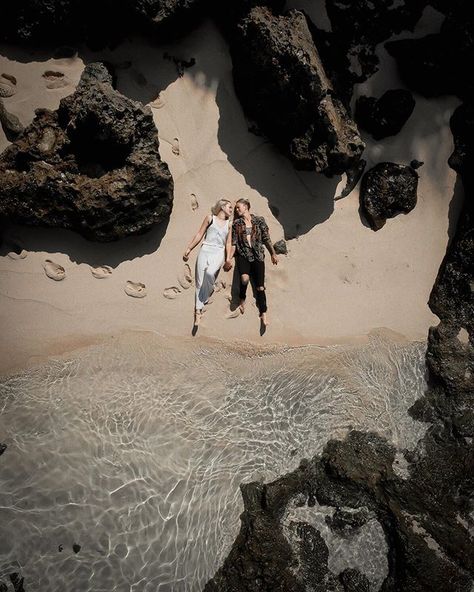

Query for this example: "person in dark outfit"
[226,198,278,327]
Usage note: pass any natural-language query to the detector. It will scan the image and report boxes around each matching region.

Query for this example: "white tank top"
[202,215,229,249]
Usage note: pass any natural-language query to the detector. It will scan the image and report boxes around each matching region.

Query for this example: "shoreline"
[0,325,424,377]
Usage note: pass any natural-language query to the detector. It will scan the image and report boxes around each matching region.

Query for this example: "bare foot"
[239,299,246,314]
[194,309,202,326]
[260,313,268,326]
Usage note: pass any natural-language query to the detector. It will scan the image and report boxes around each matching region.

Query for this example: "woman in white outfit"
[183,199,234,326]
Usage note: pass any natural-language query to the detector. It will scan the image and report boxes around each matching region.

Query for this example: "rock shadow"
[0,217,169,267]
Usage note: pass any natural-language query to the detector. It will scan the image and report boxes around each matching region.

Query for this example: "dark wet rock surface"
[360,162,418,230]
[0,63,173,241]
[355,90,415,141]
[228,7,364,174]
[338,568,370,592]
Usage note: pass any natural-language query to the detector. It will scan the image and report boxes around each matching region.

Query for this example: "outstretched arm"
[183,215,212,261]
[261,219,278,265]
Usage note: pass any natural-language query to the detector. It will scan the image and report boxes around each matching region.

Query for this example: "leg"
[198,249,225,310]
[236,256,251,313]
[194,249,208,312]
[252,260,267,321]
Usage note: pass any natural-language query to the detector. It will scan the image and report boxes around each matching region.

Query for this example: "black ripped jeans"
[236,255,267,314]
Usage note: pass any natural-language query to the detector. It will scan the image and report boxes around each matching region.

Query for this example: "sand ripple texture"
[0,332,428,591]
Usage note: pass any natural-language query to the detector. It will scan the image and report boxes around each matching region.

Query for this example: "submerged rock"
[229,7,364,174]
[360,162,418,230]
[355,89,415,140]
[0,63,173,241]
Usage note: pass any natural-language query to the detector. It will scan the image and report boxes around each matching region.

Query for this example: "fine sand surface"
[0,7,463,374]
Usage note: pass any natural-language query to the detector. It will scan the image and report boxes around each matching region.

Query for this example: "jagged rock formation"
[0,0,204,45]
[355,90,415,140]
[0,63,173,241]
[306,0,427,105]
[386,3,474,100]
[228,7,364,174]
[359,162,418,230]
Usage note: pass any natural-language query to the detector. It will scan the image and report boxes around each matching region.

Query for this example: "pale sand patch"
[0,12,463,373]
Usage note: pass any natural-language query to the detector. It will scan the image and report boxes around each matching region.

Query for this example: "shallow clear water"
[0,332,428,591]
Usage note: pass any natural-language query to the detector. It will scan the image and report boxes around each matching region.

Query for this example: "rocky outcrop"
[360,162,418,230]
[306,0,427,104]
[0,63,173,241]
[0,0,204,45]
[229,7,364,175]
[386,6,474,100]
[355,90,415,140]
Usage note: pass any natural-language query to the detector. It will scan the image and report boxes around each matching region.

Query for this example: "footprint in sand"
[90,265,113,279]
[190,193,199,211]
[6,240,27,259]
[171,138,180,156]
[124,280,147,298]
[7,248,27,260]
[163,286,181,299]
[150,93,165,109]
[178,263,193,290]
[226,308,242,319]
[42,71,69,90]
[0,73,17,98]
[214,279,226,293]
[43,259,66,281]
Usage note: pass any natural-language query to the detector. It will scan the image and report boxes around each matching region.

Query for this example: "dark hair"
[236,198,251,210]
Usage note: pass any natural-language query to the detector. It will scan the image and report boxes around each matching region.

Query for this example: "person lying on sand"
[183,199,233,327]
[226,198,278,329]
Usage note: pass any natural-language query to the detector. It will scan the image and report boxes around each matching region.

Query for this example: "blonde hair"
[211,199,231,215]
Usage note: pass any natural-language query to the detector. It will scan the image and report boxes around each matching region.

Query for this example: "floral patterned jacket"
[232,214,271,262]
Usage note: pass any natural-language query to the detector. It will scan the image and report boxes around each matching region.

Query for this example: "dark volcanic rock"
[0,63,173,241]
[0,443,7,456]
[355,90,415,140]
[229,7,364,175]
[386,8,474,100]
[309,0,427,103]
[339,568,370,592]
[0,99,24,142]
[335,158,366,200]
[273,240,287,255]
[326,507,370,535]
[360,162,418,230]
[0,0,204,46]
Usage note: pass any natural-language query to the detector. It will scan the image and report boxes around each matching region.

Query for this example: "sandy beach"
[0,9,462,374]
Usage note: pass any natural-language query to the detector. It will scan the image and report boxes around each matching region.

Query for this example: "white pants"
[195,246,225,310]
